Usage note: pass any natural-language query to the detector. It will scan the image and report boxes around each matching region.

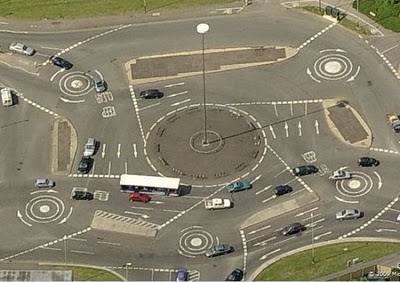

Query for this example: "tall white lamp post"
[196,23,210,145]
[125,262,132,281]
[63,235,67,270]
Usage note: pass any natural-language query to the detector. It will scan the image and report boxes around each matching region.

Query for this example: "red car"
[129,192,150,203]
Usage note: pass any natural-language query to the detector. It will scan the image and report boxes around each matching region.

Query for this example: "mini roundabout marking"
[58,71,93,102]
[18,193,71,225]
[307,50,361,83]
[178,226,219,258]
[334,171,373,203]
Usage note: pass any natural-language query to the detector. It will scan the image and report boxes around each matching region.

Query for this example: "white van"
[1,88,12,107]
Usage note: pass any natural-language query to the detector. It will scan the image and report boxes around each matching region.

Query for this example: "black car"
[72,191,94,200]
[225,269,244,281]
[358,157,380,167]
[78,157,93,174]
[292,165,318,176]
[50,55,73,70]
[139,89,164,99]
[280,223,306,236]
[273,185,293,196]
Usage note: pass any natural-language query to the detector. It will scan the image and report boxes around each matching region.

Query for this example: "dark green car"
[292,165,318,176]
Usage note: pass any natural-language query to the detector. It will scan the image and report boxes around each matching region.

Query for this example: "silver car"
[91,75,106,93]
[34,178,54,189]
[9,42,35,56]
[329,169,352,180]
[83,138,96,157]
[336,209,362,220]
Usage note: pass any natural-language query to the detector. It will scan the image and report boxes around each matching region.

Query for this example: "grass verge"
[51,266,122,281]
[357,0,400,32]
[0,0,238,20]
[301,6,372,35]
[255,242,400,280]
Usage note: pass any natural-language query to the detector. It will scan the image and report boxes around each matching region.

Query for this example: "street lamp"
[63,235,67,270]
[311,213,315,264]
[125,263,132,281]
[196,23,210,145]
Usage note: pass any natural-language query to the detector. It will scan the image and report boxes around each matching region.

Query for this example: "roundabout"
[58,71,93,97]
[178,226,219,258]
[145,104,267,184]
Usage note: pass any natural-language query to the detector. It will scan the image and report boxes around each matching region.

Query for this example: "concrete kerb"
[38,262,125,281]
[125,46,298,85]
[323,99,372,149]
[241,192,319,229]
[248,237,400,281]
[51,116,78,176]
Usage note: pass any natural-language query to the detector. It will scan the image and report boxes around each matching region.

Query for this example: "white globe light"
[196,23,209,34]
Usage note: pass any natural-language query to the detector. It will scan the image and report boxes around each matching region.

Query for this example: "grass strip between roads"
[255,242,400,281]
[51,266,122,281]
[0,0,238,20]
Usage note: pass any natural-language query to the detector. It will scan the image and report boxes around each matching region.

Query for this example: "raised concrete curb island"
[248,237,400,281]
[91,210,158,237]
[241,192,319,229]
[38,263,125,281]
[323,99,372,148]
[52,117,78,175]
[125,46,298,85]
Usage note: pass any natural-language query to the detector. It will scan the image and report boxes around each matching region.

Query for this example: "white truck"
[1,88,12,107]
[204,198,231,210]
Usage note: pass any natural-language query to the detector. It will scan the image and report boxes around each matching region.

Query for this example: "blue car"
[176,268,188,281]
[227,181,252,193]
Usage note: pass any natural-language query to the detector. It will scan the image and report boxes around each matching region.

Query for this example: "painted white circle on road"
[191,238,202,246]
[324,61,342,74]
[348,180,361,189]
[58,71,93,97]
[39,205,50,213]
[71,80,83,88]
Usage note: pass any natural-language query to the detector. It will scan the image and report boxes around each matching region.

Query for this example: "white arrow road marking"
[131,206,154,211]
[107,161,112,176]
[302,213,322,221]
[164,82,184,88]
[148,201,164,205]
[50,69,64,81]
[253,236,277,247]
[95,69,104,80]
[97,241,121,246]
[41,46,63,51]
[319,49,346,53]
[338,166,349,171]
[284,122,289,137]
[256,185,272,195]
[125,162,128,174]
[375,229,398,233]
[269,125,276,139]
[133,143,137,158]
[376,219,399,225]
[296,207,319,217]
[262,195,276,203]
[374,171,382,190]
[247,225,271,235]
[168,91,188,98]
[59,97,85,103]
[70,250,95,255]
[138,103,160,111]
[41,247,62,251]
[305,218,325,227]
[335,196,359,204]
[382,44,398,54]
[315,120,319,135]
[273,103,278,117]
[250,174,262,185]
[306,67,321,83]
[163,209,184,213]
[171,99,191,107]
[347,65,361,82]
[124,211,150,219]
[91,161,96,177]
[389,208,400,213]
[58,207,73,224]
[314,231,332,241]
[177,249,196,258]
[17,210,32,227]
[101,143,106,159]
[259,248,281,260]
[274,168,288,178]
[298,121,302,136]
[117,144,121,159]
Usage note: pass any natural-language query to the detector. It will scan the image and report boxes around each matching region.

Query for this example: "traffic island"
[145,105,266,184]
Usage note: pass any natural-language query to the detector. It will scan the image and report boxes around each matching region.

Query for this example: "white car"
[329,169,352,180]
[9,42,35,56]
[336,209,362,220]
